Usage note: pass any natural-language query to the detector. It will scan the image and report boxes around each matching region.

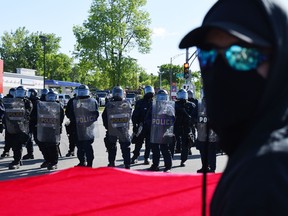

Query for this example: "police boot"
[66,151,75,157]
[86,161,93,167]
[22,154,34,160]
[74,162,87,167]
[147,165,160,171]
[1,151,10,158]
[144,158,151,165]
[40,161,49,168]
[130,155,138,164]
[107,162,115,167]
[47,163,58,170]
[9,161,20,170]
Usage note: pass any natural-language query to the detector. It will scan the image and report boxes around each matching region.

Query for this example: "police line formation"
[0,85,219,172]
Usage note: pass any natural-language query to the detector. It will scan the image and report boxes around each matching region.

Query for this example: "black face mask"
[201,56,267,155]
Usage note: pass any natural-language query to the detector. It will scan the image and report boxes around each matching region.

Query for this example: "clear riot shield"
[73,98,98,141]
[37,101,61,143]
[150,100,175,144]
[3,98,29,134]
[107,100,131,142]
[197,101,208,142]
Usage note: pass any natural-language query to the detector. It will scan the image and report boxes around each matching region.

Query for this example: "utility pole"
[39,35,48,89]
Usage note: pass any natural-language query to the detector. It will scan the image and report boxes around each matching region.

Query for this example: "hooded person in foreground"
[179,0,288,215]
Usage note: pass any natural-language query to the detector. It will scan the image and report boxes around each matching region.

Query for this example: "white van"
[57,94,71,107]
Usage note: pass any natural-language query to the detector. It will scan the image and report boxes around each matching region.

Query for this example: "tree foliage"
[157,64,202,98]
[0,27,72,80]
[73,0,152,88]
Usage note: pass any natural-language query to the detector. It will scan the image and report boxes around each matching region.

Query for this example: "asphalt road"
[0,114,228,181]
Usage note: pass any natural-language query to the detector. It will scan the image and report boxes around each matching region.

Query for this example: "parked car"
[96,91,108,106]
[126,93,136,106]
[57,94,71,107]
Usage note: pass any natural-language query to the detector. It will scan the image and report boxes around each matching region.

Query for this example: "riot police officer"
[40,88,49,101]
[22,88,39,160]
[187,89,199,153]
[196,97,218,173]
[65,87,78,157]
[0,88,15,158]
[102,86,132,169]
[36,91,64,170]
[187,89,198,110]
[174,89,197,167]
[130,85,154,165]
[65,85,99,167]
[148,89,174,172]
[4,86,32,169]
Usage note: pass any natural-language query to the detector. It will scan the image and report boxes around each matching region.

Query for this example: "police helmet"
[73,86,79,96]
[156,89,168,101]
[45,91,57,102]
[112,86,124,100]
[77,85,90,97]
[177,89,188,100]
[187,89,194,99]
[41,88,49,97]
[27,88,38,99]
[144,85,155,95]
[9,88,16,98]
[15,86,27,98]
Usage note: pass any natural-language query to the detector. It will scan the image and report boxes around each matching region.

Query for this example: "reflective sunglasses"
[197,45,268,71]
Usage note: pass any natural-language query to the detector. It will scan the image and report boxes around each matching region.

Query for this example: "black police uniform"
[1,93,13,158]
[130,94,153,164]
[66,95,99,167]
[65,95,77,157]
[6,97,33,169]
[35,100,64,169]
[23,94,39,159]
[102,97,131,169]
[174,99,197,166]
[147,100,174,172]
[196,99,218,173]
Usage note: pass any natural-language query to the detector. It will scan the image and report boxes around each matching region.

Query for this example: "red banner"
[0,167,221,216]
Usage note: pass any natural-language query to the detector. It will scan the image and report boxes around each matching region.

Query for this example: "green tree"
[157,64,202,98]
[73,0,152,88]
[157,64,183,90]
[0,27,66,78]
[46,53,73,81]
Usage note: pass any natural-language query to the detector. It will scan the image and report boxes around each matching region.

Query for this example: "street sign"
[176,73,183,78]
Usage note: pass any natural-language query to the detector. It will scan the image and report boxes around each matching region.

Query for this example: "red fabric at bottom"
[0,167,221,216]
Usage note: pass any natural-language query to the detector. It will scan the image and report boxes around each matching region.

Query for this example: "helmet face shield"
[77,89,89,97]
[144,86,155,95]
[15,86,26,98]
[73,87,79,96]
[177,89,188,100]
[41,89,49,97]
[77,85,89,97]
[112,86,124,99]
[156,89,168,101]
[9,88,16,98]
[28,89,37,98]
[45,92,57,102]
[156,94,168,101]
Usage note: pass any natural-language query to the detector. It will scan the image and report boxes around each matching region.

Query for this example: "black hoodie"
[205,0,288,215]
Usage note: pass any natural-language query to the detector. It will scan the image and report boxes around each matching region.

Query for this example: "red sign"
[0,60,3,93]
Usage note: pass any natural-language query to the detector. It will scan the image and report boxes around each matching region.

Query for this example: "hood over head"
[179,0,288,156]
